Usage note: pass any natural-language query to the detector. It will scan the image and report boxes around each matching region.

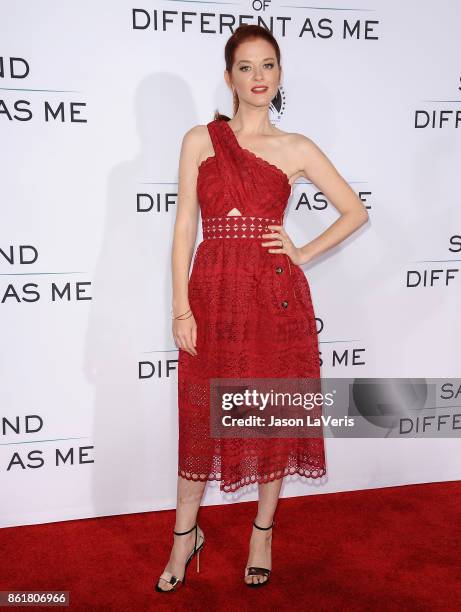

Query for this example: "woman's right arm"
[171,126,203,356]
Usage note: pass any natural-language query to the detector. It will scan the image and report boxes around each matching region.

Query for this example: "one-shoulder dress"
[177,118,327,492]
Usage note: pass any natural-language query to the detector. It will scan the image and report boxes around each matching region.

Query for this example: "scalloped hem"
[178,466,327,493]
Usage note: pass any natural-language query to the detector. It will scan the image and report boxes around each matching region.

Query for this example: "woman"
[156,24,369,592]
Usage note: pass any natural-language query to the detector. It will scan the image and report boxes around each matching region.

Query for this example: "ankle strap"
[253,520,275,530]
[173,523,197,536]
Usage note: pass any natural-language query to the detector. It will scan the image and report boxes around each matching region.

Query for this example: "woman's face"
[227,37,281,108]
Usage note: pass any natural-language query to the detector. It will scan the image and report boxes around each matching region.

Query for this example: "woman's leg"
[156,476,207,591]
[244,477,283,585]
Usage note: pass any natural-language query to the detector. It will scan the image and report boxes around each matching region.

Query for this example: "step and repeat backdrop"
[1,1,460,528]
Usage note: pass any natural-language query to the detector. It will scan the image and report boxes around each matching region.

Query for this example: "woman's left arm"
[296,135,369,264]
[263,134,370,265]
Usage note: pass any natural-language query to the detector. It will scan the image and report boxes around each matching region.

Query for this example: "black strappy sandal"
[155,523,205,593]
[244,520,274,588]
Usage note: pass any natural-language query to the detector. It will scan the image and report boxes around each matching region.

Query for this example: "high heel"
[244,520,274,588]
[155,523,205,593]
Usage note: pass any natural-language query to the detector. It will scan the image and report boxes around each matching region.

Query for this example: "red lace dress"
[177,118,327,492]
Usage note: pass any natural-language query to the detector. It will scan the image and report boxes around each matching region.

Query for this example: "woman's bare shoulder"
[279,130,329,169]
[275,126,317,148]
[180,124,211,151]
[183,122,211,140]
[178,124,212,166]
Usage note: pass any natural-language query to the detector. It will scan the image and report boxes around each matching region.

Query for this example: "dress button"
[281,300,288,308]
[275,266,283,274]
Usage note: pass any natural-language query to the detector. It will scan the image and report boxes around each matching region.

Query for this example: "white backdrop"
[1,0,460,528]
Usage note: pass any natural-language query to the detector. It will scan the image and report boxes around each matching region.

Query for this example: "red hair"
[213,25,282,121]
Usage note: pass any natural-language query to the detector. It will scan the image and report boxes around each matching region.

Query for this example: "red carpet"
[1,481,460,611]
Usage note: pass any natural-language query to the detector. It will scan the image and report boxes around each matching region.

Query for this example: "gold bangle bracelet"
[173,311,193,320]
[172,308,191,319]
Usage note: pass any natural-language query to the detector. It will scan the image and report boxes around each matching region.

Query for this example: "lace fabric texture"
[178,119,327,492]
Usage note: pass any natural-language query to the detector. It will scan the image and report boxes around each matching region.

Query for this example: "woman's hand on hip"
[261,225,308,266]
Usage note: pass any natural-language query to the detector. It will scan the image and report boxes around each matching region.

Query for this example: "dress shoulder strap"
[204,119,240,187]
[206,119,225,156]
